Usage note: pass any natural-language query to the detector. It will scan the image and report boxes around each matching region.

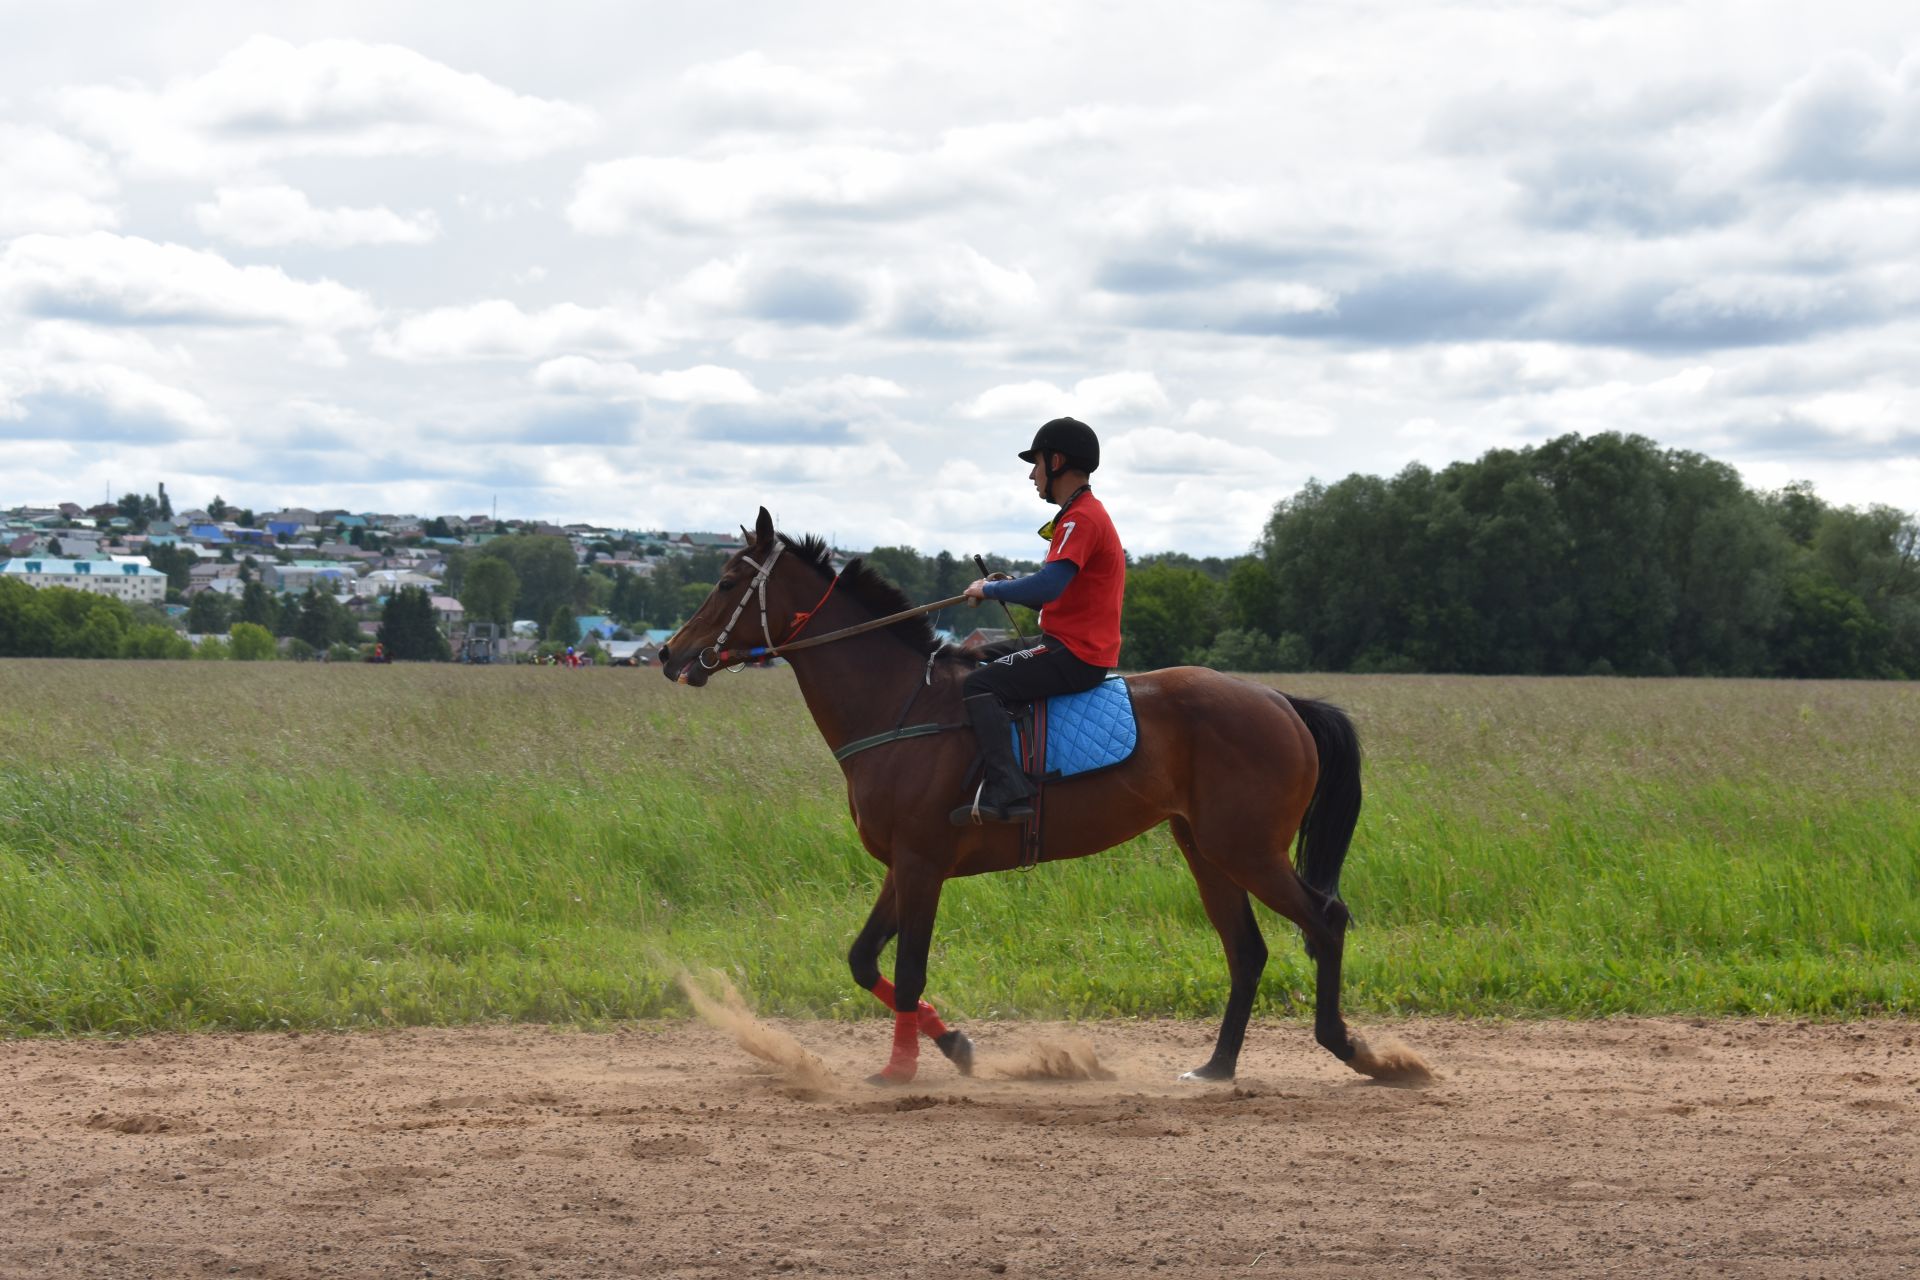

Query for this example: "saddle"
[1005,677,1140,868]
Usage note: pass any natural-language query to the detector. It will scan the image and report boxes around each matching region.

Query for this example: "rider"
[954,416,1125,826]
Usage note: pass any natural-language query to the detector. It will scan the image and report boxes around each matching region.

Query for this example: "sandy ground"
[2,1014,1916,1279]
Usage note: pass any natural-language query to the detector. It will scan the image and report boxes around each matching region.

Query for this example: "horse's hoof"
[1178,1066,1233,1084]
[935,1029,975,1077]
[866,1068,915,1087]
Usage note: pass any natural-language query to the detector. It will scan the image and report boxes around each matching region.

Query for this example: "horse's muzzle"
[658,645,711,687]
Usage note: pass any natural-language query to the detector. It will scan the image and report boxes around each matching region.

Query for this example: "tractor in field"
[461,622,500,664]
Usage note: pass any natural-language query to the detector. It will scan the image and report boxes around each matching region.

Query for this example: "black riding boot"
[950,694,1036,826]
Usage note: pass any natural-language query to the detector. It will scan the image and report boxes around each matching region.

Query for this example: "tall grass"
[1,661,1914,1033]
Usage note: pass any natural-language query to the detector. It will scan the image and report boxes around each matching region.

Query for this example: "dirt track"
[3,1017,1916,1279]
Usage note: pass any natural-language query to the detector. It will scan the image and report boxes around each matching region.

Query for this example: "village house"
[359,568,438,596]
[264,560,362,592]
[1,558,167,604]
[43,528,107,557]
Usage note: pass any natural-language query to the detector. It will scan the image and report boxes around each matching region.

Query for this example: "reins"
[690,550,977,756]
[702,582,971,669]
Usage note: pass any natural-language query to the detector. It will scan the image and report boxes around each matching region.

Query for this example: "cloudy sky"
[3,1,1917,556]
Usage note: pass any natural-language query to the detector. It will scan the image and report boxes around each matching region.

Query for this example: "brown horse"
[661,508,1420,1084]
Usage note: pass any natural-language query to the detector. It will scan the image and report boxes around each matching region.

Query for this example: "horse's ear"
[739,523,752,546]
[754,506,774,547]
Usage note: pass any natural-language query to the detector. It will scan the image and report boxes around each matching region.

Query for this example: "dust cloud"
[675,969,838,1094]
[983,1035,1118,1082]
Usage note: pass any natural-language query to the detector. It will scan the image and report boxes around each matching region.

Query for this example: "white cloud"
[0,334,219,434]
[21,320,188,369]
[534,357,761,404]
[0,232,375,331]
[36,362,222,432]
[679,51,862,129]
[195,185,440,247]
[1104,425,1290,478]
[1759,52,1920,185]
[879,246,1040,337]
[0,125,119,237]
[957,371,1167,421]
[569,105,1146,235]
[374,300,662,362]
[59,35,597,176]
[956,379,1073,421]
[569,145,926,234]
[1181,395,1334,438]
[1074,371,1169,418]
[788,374,909,401]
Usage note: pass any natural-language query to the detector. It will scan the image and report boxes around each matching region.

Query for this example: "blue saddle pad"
[1011,677,1138,780]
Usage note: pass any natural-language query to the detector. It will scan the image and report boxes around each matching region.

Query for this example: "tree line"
[1122,432,1917,678]
[7,432,1914,675]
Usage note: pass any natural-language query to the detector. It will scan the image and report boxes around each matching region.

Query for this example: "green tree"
[1223,558,1280,635]
[0,578,58,656]
[452,535,578,626]
[117,491,160,532]
[547,603,579,645]
[1194,627,1280,672]
[607,565,656,627]
[674,582,710,626]
[228,621,276,661]
[295,586,356,649]
[376,587,451,661]
[239,580,275,629]
[459,556,519,626]
[186,590,233,635]
[145,543,196,594]
[1121,563,1223,670]
[121,624,192,660]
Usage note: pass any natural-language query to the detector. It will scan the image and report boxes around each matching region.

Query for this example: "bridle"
[696,539,839,670]
[684,539,970,680]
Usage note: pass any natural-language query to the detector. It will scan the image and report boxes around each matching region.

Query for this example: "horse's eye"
[718,578,738,591]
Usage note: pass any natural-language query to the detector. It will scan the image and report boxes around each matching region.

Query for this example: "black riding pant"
[963,635,1108,706]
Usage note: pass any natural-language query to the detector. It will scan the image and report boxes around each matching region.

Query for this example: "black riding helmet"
[1018,417,1099,502]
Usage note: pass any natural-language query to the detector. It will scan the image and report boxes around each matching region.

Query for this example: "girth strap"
[831,721,967,762]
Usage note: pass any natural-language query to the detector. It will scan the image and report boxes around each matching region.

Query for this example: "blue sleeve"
[982,559,1077,607]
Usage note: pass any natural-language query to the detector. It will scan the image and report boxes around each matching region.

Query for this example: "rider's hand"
[964,578,989,601]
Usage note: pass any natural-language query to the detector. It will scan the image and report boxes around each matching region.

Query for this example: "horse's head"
[658,506,811,686]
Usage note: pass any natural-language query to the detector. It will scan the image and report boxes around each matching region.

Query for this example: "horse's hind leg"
[1184,813,1359,1067]
[1170,817,1268,1082]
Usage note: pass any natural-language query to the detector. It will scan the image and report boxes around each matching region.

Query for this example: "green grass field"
[2,660,1915,1034]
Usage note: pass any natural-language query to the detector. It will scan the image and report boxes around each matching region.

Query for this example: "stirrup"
[948,780,1035,827]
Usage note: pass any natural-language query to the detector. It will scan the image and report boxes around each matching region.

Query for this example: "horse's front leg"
[848,872,972,1077]
[864,859,961,1085]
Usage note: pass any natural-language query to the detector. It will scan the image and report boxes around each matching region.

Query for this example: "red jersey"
[1039,488,1125,667]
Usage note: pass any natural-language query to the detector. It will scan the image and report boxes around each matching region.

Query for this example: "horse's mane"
[780,533,965,661]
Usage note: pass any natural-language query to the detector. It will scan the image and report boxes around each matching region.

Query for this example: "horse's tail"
[1282,695,1362,903]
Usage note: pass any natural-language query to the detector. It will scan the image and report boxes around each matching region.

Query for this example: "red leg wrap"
[878,1009,919,1083]
[867,978,951,1040]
